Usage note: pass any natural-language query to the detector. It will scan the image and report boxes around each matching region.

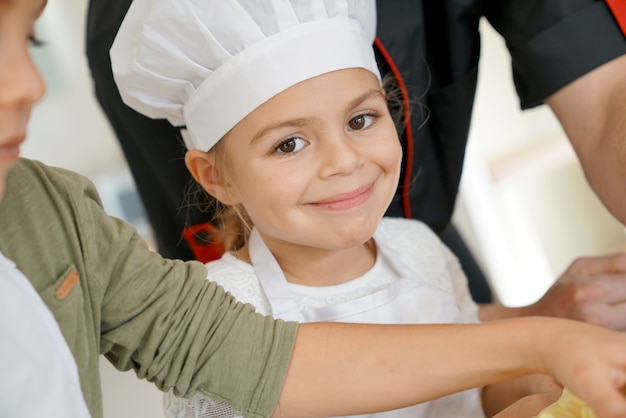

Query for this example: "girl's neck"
[237,238,377,287]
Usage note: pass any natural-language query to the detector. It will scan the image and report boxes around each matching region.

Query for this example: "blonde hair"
[188,73,406,252]
[208,138,253,252]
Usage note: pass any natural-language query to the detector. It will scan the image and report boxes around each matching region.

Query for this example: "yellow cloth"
[535,388,597,418]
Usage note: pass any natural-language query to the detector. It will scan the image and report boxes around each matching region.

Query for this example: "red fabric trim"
[606,0,626,36]
[374,37,414,219]
[182,223,225,263]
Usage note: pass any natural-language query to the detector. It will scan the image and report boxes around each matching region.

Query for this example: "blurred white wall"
[22,2,626,417]
[25,0,126,178]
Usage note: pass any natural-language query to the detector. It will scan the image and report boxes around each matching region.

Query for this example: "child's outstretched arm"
[275,317,626,418]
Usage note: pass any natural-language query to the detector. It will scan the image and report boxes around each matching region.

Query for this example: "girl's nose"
[318,131,362,178]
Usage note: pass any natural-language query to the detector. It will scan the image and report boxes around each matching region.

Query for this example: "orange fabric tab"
[606,0,626,36]
[55,269,79,300]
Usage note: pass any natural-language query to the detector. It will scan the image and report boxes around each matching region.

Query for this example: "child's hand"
[536,318,626,418]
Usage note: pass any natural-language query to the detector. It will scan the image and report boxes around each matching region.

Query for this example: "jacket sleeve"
[484,0,626,108]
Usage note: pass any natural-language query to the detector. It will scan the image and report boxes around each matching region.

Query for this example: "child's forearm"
[274,317,626,418]
[275,319,536,417]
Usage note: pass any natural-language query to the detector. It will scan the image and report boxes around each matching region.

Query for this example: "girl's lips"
[309,183,375,210]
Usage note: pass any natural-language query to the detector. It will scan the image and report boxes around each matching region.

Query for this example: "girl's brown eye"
[274,137,307,155]
[349,116,366,130]
[278,139,296,153]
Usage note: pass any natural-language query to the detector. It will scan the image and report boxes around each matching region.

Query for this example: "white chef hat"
[111,0,380,151]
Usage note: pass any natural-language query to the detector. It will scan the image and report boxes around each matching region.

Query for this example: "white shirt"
[0,251,90,418]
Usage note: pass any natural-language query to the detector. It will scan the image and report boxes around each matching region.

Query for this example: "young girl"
[110,1,625,417]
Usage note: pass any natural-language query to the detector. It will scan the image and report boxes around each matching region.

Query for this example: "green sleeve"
[0,159,298,418]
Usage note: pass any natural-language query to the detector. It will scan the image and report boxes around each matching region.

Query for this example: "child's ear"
[185,149,240,205]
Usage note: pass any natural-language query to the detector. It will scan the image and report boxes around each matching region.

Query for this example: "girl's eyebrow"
[250,88,384,144]
[250,117,315,145]
[346,88,385,111]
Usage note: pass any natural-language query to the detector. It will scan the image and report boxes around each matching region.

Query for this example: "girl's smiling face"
[208,68,402,256]
[0,0,46,200]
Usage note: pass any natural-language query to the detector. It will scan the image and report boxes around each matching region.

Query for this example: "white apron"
[248,228,485,418]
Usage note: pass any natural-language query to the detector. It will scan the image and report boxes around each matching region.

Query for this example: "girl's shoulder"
[204,253,272,315]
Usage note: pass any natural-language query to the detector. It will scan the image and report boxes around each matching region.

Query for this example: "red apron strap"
[606,0,626,36]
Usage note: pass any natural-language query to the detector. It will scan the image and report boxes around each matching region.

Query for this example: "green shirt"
[0,159,298,418]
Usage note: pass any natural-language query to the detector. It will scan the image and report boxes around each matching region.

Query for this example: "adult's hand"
[528,253,626,329]
[480,253,626,330]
